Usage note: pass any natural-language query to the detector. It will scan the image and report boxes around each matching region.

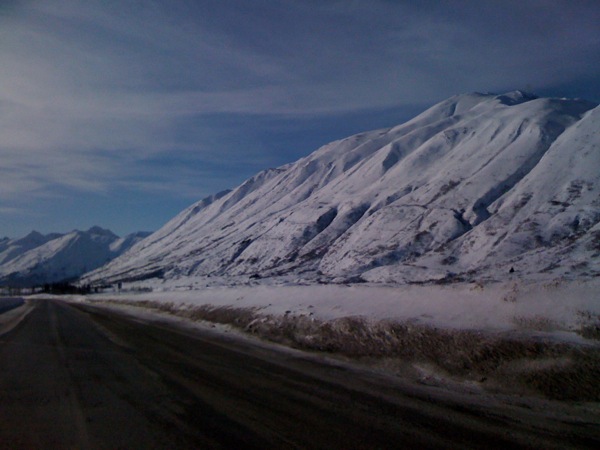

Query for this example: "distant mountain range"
[0,227,151,287]
[78,91,600,286]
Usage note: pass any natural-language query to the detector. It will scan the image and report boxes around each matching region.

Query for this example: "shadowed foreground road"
[0,300,598,449]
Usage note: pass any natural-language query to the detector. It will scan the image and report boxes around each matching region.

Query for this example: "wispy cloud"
[0,0,598,233]
[0,206,27,216]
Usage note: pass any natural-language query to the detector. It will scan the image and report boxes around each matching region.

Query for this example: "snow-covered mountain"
[84,91,600,286]
[0,231,63,266]
[0,227,151,287]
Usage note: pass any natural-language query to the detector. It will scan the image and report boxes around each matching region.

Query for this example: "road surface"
[0,299,598,449]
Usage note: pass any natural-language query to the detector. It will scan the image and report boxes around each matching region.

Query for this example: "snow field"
[87,278,600,335]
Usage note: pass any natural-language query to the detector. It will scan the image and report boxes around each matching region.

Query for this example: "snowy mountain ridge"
[83,91,600,286]
[0,227,151,287]
[0,230,63,266]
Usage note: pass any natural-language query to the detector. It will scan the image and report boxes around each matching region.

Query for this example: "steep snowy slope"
[84,91,600,285]
[109,231,153,254]
[0,227,150,286]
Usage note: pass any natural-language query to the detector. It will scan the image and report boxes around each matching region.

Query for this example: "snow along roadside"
[39,279,600,401]
[68,279,600,337]
[0,300,35,338]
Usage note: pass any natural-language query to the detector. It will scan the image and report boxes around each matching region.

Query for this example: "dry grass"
[94,298,600,401]
[577,310,600,340]
[512,315,561,332]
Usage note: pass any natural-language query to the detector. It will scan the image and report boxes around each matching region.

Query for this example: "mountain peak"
[86,226,118,238]
[24,230,44,239]
[495,90,538,104]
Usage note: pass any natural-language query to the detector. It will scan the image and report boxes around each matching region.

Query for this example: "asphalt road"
[0,299,598,449]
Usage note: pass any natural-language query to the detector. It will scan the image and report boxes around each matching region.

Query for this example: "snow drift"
[83,91,600,285]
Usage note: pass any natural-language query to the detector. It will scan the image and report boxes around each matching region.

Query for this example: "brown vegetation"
[94,298,600,401]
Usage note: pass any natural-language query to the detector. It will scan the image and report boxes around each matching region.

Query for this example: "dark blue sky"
[1,0,599,237]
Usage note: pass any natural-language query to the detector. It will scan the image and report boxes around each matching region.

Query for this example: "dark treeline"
[41,282,92,295]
